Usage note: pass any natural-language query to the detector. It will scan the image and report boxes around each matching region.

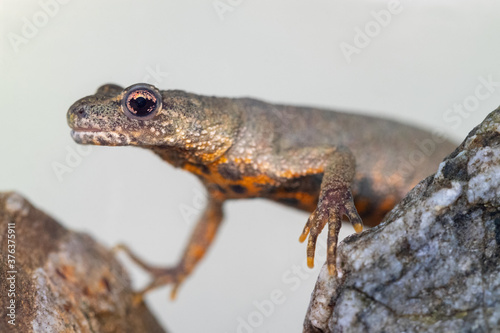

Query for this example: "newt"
[67,83,455,298]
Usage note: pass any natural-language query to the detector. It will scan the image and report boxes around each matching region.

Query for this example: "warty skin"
[67,83,456,298]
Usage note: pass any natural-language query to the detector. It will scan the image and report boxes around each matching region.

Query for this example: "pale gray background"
[1,1,500,332]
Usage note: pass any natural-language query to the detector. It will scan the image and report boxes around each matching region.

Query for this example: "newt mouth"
[71,127,103,133]
[70,129,131,146]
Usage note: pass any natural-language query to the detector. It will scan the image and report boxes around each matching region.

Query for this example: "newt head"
[67,83,241,162]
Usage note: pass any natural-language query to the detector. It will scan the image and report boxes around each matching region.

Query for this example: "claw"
[132,292,144,306]
[307,233,317,268]
[307,257,315,268]
[353,223,363,233]
[169,275,185,300]
[344,200,363,233]
[170,286,179,300]
[299,230,309,243]
[111,243,126,254]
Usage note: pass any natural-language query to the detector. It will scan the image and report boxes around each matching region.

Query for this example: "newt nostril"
[75,107,86,117]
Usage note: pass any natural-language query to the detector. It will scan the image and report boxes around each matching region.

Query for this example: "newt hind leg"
[115,199,224,300]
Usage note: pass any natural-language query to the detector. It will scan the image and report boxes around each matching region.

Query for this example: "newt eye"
[122,84,162,120]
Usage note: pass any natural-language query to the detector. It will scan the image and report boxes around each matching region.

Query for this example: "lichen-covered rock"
[304,107,500,333]
[0,192,167,333]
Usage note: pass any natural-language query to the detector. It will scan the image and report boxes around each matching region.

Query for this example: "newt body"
[67,83,455,297]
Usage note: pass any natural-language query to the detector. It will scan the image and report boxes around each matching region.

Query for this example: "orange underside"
[183,156,397,226]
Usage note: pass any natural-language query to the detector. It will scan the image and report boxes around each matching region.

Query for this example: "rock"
[304,107,500,333]
[0,192,167,333]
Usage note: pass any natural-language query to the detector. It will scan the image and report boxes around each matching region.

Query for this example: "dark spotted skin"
[67,83,456,298]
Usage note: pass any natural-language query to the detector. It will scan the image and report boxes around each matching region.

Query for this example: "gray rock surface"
[304,107,500,333]
[0,192,167,333]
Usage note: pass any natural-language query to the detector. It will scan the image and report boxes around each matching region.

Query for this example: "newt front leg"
[299,147,362,275]
[267,146,362,276]
[117,198,224,299]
